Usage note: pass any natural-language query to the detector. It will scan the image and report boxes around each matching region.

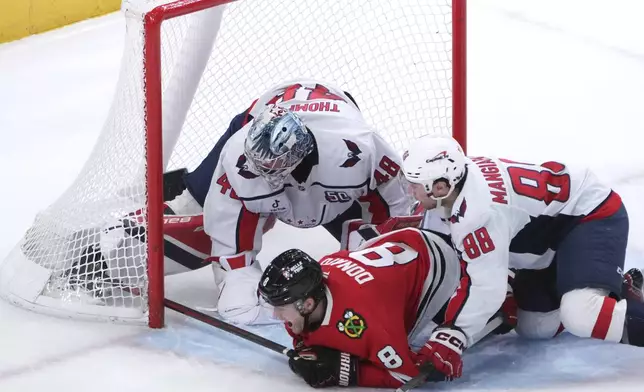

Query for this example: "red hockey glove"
[415,326,466,381]
[493,291,518,335]
[288,346,359,388]
[493,270,518,334]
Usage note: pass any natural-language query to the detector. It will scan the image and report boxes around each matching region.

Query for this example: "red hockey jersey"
[288,228,460,388]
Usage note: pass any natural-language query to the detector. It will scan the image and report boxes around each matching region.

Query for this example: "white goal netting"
[0,0,458,325]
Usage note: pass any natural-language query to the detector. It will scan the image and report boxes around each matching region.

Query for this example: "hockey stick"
[164,298,296,358]
[394,314,505,392]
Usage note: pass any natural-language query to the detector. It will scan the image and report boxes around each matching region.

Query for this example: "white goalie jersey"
[203,79,411,269]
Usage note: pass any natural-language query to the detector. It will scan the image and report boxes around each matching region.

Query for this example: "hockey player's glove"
[623,268,644,302]
[288,346,359,388]
[493,270,518,334]
[493,291,518,335]
[415,326,465,381]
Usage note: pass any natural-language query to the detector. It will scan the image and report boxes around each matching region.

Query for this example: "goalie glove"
[288,346,359,388]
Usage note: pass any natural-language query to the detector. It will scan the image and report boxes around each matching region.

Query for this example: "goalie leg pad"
[162,214,211,272]
[100,214,211,278]
[560,288,626,342]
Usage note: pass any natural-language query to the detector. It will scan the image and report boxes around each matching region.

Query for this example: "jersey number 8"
[349,242,418,268]
[377,345,403,369]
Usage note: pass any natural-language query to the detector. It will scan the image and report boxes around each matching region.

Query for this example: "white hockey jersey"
[431,156,622,345]
[203,80,411,269]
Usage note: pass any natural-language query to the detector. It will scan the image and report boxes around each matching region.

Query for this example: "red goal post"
[0,0,466,328]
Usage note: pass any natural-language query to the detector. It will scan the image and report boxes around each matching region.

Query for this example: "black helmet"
[258,249,324,307]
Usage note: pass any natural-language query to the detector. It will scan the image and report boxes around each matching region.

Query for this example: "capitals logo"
[340,139,362,168]
[427,150,449,163]
[236,154,259,179]
[448,198,467,223]
[337,309,367,339]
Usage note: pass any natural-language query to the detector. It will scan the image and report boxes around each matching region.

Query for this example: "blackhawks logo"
[336,309,367,339]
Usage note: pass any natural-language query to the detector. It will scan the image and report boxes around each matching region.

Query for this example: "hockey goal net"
[0,0,466,327]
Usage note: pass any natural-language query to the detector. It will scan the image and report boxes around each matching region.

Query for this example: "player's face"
[273,303,306,333]
[409,182,438,209]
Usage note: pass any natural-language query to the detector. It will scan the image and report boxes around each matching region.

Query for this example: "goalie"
[97,79,414,324]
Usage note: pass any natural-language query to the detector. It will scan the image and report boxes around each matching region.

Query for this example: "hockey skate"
[623,268,644,302]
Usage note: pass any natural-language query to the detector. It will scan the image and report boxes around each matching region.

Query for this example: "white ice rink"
[2,0,644,391]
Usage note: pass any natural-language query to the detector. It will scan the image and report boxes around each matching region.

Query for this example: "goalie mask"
[258,249,324,309]
[244,105,314,189]
[402,135,466,201]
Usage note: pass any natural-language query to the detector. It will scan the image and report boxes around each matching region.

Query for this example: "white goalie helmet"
[402,135,466,200]
[244,105,314,189]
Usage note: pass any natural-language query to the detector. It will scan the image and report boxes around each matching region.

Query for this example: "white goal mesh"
[0,0,462,326]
